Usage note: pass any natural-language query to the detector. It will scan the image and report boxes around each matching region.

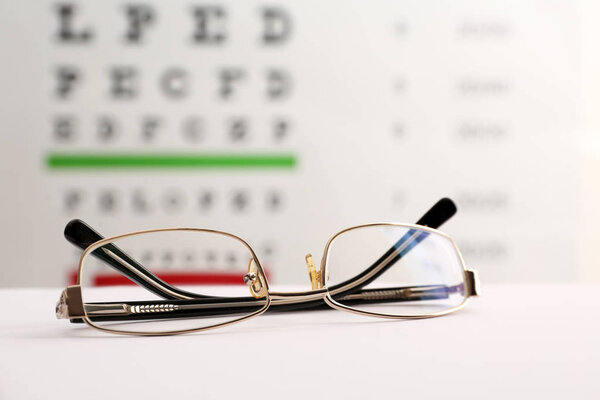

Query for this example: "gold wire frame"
[76,227,272,336]
[63,223,478,336]
[320,223,472,319]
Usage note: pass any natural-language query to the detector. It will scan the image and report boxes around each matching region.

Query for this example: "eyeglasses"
[56,197,479,336]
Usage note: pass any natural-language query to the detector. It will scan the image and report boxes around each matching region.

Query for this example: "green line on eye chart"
[46,153,298,170]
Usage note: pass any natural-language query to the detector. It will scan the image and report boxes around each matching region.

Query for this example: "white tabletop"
[1,285,598,399]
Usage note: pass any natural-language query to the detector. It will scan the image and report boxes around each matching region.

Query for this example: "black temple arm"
[64,220,209,300]
[73,283,460,323]
[326,197,457,297]
[415,197,457,228]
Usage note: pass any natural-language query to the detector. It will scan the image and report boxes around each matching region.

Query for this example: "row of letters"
[54,67,292,100]
[54,4,292,45]
[82,247,276,271]
[52,115,292,144]
[62,188,285,214]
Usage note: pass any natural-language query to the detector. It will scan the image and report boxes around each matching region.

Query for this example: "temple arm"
[325,197,457,298]
[64,219,211,300]
[57,283,460,322]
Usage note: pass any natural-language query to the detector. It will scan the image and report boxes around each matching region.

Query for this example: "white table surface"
[1,285,598,400]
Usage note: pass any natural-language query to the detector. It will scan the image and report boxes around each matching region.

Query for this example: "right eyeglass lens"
[325,225,468,317]
[79,229,269,334]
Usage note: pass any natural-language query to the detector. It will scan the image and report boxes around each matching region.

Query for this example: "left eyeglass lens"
[324,225,468,317]
[79,230,268,334]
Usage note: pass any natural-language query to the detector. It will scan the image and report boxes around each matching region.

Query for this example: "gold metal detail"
[338,285,448,301]
[55,285,84,319]
[127,304,179,314]
[465,269,480,296]
[305,253,321,290]
[245,259,268,299]
[83,299,270,318]
[84,303,129,316]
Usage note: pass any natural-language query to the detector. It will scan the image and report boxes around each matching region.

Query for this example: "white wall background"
[0,0,598,287]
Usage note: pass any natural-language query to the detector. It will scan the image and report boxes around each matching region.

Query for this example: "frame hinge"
[465,269,480,297]
[55,285,85,319]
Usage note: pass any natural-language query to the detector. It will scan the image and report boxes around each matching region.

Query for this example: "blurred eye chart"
[2,0,597,286]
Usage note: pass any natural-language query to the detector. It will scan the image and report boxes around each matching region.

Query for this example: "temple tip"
[416,197,457,229]
[64,219,104,250]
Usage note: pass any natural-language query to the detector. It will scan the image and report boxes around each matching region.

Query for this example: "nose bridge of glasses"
[305,254,322,290]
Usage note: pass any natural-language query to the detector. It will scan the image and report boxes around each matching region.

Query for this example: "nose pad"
[244,259,267,299]
[305,254,321,290]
